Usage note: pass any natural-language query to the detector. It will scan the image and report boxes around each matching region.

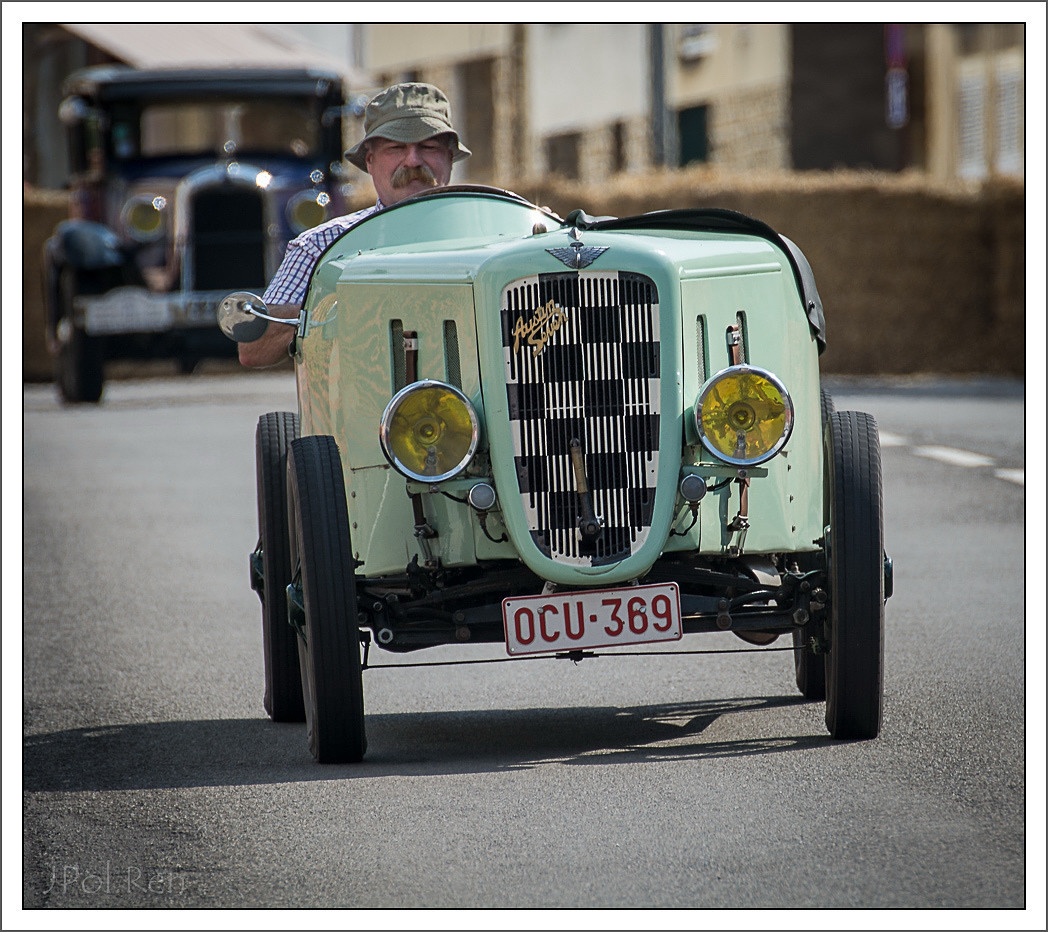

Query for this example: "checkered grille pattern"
[501,271,660,567]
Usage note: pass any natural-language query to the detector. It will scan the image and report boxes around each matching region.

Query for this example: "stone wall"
[711,84,790,171]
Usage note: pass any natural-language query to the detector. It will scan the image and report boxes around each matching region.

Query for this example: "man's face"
[365,136,454,207]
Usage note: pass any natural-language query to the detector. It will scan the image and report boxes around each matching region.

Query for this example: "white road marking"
[994,468,1025,486]
[875,435,1023,487]
[912,445,996,469]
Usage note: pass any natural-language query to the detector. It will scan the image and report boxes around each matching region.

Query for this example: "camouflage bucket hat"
[345,82,471,171]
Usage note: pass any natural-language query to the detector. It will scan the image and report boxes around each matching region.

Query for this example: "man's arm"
[237,303,301,368]
[239,209,376,367]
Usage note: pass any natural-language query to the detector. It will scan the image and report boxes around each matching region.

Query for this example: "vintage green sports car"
[219,185,891,763]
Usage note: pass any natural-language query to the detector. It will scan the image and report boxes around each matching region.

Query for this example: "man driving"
[238,82,470,367]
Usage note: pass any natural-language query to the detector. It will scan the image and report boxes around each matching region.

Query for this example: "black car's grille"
[189,185,266,290]
[501,271,661,567]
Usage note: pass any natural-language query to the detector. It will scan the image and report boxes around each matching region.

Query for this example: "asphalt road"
[15,372,1036,921]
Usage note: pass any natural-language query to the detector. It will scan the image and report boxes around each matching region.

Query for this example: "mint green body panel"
[297,277,487,571]
[674,251,825,557]
[294,193,825,581]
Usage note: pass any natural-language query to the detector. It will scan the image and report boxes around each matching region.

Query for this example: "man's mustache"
[391,164,438,189]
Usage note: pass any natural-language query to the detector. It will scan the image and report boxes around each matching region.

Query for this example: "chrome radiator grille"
[501,271,660,567]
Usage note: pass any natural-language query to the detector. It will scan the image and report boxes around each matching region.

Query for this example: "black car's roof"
[62,65,344,101]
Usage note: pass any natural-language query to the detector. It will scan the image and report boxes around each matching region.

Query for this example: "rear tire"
[287,435,367,763]
[792,386,835,699]
[793,623,826,700]
[820,387,835,425]
[824,411,885,740]
[256,412,305,722]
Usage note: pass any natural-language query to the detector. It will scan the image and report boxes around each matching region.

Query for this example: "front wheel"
[824,411,885,740]
[55,270,104,404]
[287,434,366,763]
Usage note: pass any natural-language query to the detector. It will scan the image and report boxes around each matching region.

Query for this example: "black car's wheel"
[287,435,367,763]
[792,387,835,699]
[255,412,305,722]
[824,411,885,740]
[56,269,104,404]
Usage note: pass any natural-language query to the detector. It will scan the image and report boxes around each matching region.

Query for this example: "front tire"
[55,269,104,404]
[287,435,367,763]
[255,412,305,722]
[824,411,885,740]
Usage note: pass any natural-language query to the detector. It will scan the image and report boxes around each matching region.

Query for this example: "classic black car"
[43,65,350,402]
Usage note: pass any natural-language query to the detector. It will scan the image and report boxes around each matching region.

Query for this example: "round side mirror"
[217,292,270,343]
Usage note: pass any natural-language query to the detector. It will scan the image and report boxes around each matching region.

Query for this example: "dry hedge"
[25,170,1025,381]
[508,169,1026,377]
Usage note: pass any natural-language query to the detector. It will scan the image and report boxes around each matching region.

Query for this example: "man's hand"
[237,303,301,368]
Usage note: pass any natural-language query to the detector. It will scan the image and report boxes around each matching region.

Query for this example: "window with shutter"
[957,68,987,179]
[994,59,1023,176]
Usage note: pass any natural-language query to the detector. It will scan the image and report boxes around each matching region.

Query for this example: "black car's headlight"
[380,380,480,482]
[121,194,167,243]
[286,190,330,233]
[694,365,794,466]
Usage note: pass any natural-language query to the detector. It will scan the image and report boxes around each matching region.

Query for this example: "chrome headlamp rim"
[120,194,166,243]
[694,363,795,466]
[286,189,330,233]
[379,379,481,483]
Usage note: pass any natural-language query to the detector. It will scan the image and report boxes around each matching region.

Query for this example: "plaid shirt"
[262,202,384,306]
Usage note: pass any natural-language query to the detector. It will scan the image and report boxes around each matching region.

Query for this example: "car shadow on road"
[23,694,835,793]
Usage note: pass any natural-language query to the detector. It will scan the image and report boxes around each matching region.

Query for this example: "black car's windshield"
[110,97,322,161]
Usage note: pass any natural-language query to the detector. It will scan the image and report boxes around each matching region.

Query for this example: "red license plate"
[503,582,682,656]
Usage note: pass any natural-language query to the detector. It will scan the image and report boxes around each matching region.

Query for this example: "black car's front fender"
[47,219,125,273]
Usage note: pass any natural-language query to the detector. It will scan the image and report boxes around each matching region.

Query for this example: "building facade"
[354,22,1026,185]
[23,22,1027,189]
[924,23,1025,179]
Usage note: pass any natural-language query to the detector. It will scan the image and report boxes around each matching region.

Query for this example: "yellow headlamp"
[287,190,330,233]
[694,365,794,466]
[379,380,480,482]
[122,195,166,242]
